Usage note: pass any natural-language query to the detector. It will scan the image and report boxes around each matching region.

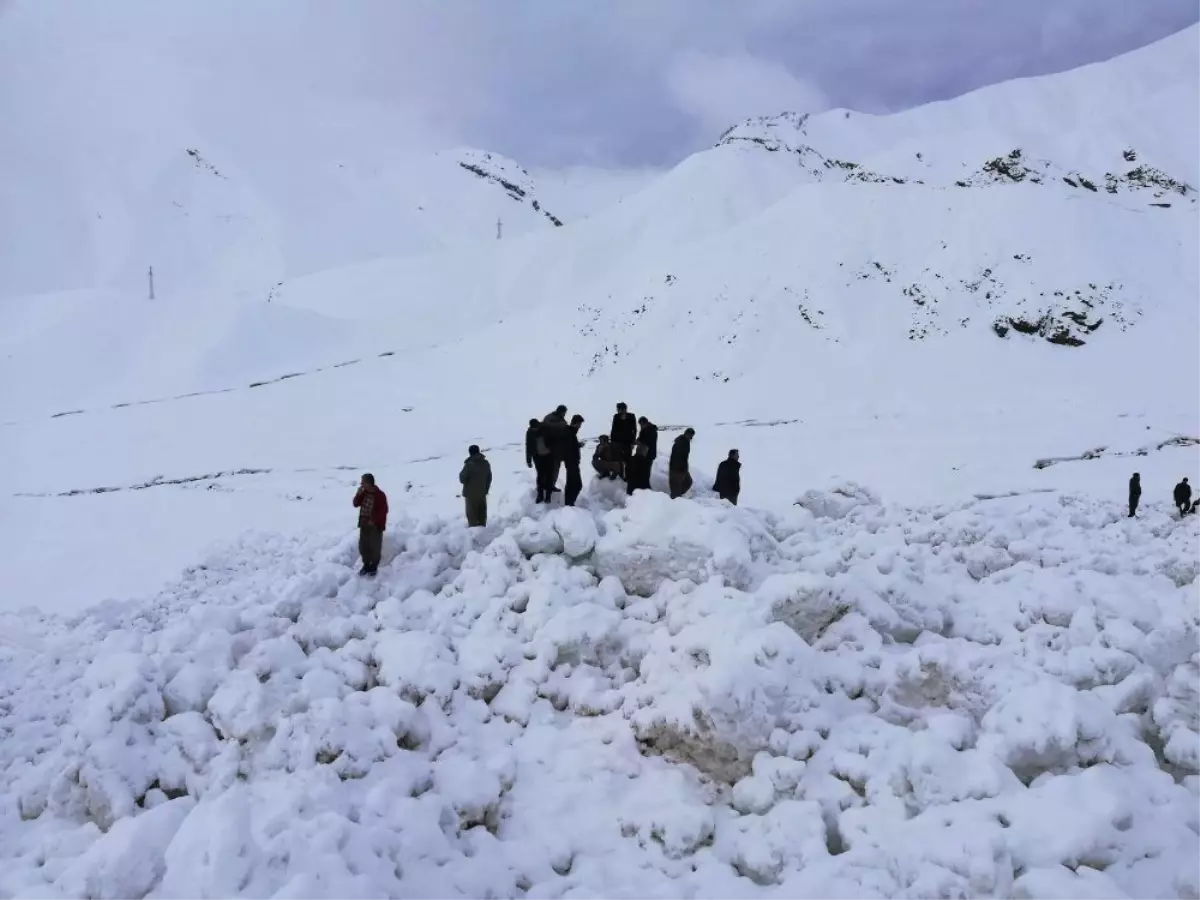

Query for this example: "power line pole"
[496,217,502,240]
[148,266,155,300]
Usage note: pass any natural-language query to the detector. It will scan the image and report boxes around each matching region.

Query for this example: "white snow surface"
[2,485,1198,898]
[1,22,1199,900]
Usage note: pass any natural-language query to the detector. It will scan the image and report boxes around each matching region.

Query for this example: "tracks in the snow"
[13,465,356,499]
[5,349,414,427]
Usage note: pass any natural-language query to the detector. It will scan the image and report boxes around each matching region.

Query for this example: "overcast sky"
[3,0,1197,168]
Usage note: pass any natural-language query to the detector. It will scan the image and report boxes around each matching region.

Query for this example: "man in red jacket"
[352,473,388,576]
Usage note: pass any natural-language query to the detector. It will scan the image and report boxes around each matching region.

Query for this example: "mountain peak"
[446,148,564,227]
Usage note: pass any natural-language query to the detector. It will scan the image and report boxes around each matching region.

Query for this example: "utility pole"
[148,266,155,300]
[496,217,502,240]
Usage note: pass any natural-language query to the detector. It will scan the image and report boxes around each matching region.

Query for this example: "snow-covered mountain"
[0,21,1197,900]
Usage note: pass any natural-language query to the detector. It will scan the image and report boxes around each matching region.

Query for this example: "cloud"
[665,51,829,135]
[1,0,1197,169]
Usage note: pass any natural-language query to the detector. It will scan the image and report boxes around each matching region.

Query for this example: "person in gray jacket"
[459,445,492,527]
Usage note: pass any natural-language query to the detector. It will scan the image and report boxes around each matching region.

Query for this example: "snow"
[2,486,1197,897]
[0,19,1198,900]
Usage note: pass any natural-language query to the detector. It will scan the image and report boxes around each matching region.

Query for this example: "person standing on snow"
[713,449,741,505]
[541,405,571,498]
[563,414,585,506]
[459,445,492,527]
[628,415,658,493]
[1128,472,1141,518]
[527,417,553,503]
[353,473,388,576]
[610,402,637,461]
[669,427,695,499]
[1174,477,1192,516]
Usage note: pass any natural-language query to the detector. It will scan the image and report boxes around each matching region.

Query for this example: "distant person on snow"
[592,435,623,480]
[669,427,695,499]
[713,449,741,505]
[527,417,554,503]
[459,445,492,527]
[627,415,658,493]
[353,473,388,576]
[610,402,637,461]
[540,405,572,498]
[1128,472,1141,518]
[1174,477,1192,516]
[563,414,585,506]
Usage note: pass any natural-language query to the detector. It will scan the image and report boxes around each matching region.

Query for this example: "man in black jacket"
[610,402,637,461]
[563,414,585,505]
[669,427,695,499]
[1174,477,1192,516]
[540,405,571,499]
[1128,472,1141,518]
[526,418,553,503]
[714,449,741,505]
[628,416,658,493]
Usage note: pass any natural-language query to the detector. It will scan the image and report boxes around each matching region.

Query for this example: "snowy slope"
[0,0,584,302]
[0,23,1198,900]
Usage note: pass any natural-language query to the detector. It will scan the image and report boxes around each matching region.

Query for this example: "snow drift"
[2,483,1197,898]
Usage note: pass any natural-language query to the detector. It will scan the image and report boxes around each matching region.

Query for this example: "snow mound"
[2,488,1197,897]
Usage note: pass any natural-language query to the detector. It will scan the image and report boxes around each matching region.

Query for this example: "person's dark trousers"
[1129,497,1139,517]
[359,524,382,574]
[534,457,552,502]
[669,471,692,499]
[564,462,583,506]
[547,457,563,497]
[593,460,622,480]
[465,496,487,527]
[626,457,646,493]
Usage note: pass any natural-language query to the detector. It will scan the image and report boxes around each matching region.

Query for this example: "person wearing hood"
[627,415,658,493]
[610,402,637,460]
[1128,472,1141,518]
[669,427,695,499]
[352,473,388,576]
[563,414,585,506]
[713,449,741,505]
[459,445,492,527]
[1174,477,1192,516]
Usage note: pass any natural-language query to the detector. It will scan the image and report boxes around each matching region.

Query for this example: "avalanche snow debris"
[1,485,1197,897]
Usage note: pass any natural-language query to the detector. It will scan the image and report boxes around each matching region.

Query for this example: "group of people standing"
[525,402,741,507]
[1127,473,1196,518]
[350,444,494,577]
[350,403,743,577]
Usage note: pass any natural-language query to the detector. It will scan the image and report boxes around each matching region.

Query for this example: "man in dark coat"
[714,449,741,505]
[592,435,624,480]
[563,414,585,506]
[352,473,388,576]
[527,417,554,503]
[610,402,637,461]
[669,427,695,499]
[627,416,658,493]
[1174,477,1192,515]
[1128,472,1141,518]
[459,445,492,527]
[541,405,571,496]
